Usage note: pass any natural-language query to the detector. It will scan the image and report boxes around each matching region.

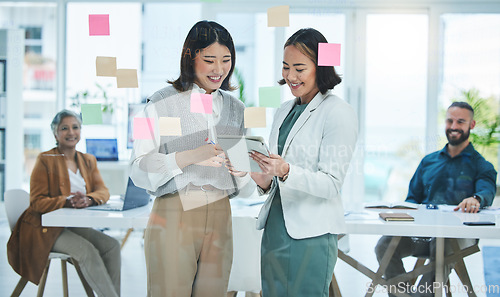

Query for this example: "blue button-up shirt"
[406,143,497,208]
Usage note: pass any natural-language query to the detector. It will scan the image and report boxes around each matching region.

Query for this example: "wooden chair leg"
[61,259,69,297]
[37,260,51,297]
[73,260,95,297]
[120,228,134,249]
[329,272,342,297]
[10,277,28,297]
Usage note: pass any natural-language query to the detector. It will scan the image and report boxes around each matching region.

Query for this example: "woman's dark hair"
[278,28,342,94]
[169,20,236,92]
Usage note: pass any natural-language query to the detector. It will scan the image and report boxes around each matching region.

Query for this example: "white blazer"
[256,91,358,239]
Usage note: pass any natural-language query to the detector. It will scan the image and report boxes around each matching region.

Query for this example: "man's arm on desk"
[455,160,497,212]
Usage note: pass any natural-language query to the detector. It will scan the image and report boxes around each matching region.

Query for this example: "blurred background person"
[8,109,121,297]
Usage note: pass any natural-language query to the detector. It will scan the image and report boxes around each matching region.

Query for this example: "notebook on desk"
[88,178,150,211]
[379,213,415,222]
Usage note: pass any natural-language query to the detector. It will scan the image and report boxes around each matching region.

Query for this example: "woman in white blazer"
[250,28,358,297]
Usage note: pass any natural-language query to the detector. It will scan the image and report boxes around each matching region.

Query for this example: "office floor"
[0,202,498,297]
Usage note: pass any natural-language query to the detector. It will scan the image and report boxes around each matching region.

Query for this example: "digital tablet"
[217,135,270,172]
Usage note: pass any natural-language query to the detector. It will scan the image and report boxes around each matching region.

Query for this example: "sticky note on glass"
[244,107,267,128]
[318,43,341,66]
[116,69,138,88]
[133,118,154,140]
[81,104,103,125]
[267,5,289,27]
[190,93,213,114]
[89,14,110,36]
[159,117,182,136]
[96,56,116,77]
[259,86,281,108]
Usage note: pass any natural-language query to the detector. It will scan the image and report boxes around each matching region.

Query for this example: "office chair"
[410,238,479,297]
[4,189,95,297]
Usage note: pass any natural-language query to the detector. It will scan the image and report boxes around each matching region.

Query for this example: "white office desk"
[344,206,500,297]
[42,197,265,294]
[42,202,152,229]
[43,202,500,297]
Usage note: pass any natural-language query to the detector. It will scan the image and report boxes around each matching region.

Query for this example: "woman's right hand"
[176,144,225,168]
[193,144,225,167]
[250,172,273,191]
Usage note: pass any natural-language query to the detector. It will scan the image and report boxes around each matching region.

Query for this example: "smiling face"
[55,116,81,150]
[445,106,475,146]
[282,45,320,104]
[193,42,232,94]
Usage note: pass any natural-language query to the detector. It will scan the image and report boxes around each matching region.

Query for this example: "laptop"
[88,178,151,211]
[86,138,119,161]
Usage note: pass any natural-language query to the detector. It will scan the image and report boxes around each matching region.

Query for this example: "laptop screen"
[86,139,119,161]
[123,178,150,210]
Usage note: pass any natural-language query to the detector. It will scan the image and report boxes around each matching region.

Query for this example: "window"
[438,14,500,172]
[0,3,57,188]
[363,14,429,202]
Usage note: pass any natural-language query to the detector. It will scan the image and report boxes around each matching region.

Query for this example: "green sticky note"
[259,86,281,108]
[81,104,103,125]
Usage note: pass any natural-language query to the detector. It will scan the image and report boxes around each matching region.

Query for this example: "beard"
[446,128,470,146]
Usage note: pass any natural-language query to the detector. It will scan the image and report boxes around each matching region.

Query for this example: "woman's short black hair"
[278,28,342,94]
[169,20,236,92]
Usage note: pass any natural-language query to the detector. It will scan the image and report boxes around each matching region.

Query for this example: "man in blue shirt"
[374,102,497,297]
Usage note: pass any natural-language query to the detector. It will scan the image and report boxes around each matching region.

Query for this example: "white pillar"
[5,29,25,191]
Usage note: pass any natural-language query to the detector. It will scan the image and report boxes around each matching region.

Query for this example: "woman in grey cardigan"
[129,21,248,297]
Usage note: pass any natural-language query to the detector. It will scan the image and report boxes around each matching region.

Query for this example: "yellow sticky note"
[116,69,138,88]
[267,5,289,27]
[244,107,267,128]
[159,117,182,136]
[96,56,117,77]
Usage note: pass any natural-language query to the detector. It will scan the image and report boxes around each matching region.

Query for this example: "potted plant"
[69,82,115,124]
[452,89,500,160]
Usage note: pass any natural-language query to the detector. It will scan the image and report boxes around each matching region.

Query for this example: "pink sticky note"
[318,43,341,66]
[190,93,213,114]
[89,14,110,36]
[133,118,154,140]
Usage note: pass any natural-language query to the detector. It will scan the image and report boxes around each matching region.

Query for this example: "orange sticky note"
[159,117,182,136]
[318,43,341,66]
[267,5,289,27]
[96,56,116,77]
[190,93,212,114]
[244,107,267,128]
[89,14,110,36]
[133,118,154,140]
[116,69,138,88]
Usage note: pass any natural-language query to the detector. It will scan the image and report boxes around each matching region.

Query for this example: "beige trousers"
[145,190,233,297]
[52,227,121,297]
